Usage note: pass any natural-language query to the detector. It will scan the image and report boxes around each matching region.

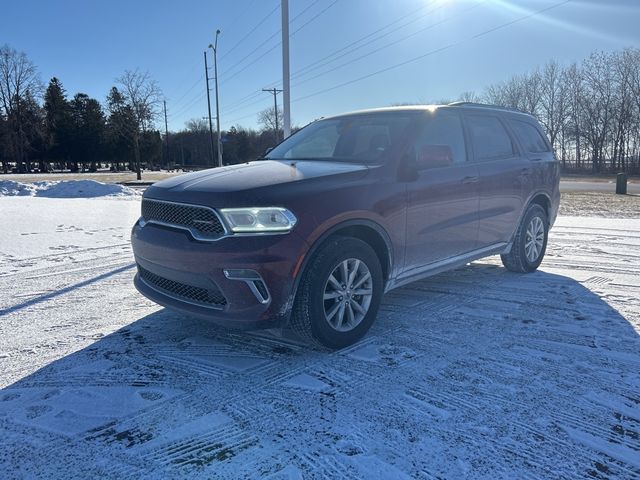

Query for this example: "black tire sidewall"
[517,205,548,272]
[305,237,383,349]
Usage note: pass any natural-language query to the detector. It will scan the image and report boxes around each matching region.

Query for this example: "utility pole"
[262,88,283,143]
[163,100,170,170]
[209,30,222,168]
[281,0,291,138]
[204,51,215,167]
[214,31,222,168]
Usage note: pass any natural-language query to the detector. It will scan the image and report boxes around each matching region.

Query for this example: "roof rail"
[447,101,533,116]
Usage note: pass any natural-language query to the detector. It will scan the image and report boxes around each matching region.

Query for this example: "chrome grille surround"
[141,198,227,241]
[137,265,227,308]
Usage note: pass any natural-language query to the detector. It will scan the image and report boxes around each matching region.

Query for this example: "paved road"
[561,180,640,194]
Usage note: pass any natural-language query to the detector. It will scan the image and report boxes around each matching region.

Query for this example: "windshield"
[265,112,416,164]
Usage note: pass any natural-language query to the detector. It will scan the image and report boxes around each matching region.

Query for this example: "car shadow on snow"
[1,263,640,478]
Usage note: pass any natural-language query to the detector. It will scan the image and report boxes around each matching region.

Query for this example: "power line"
[166,0,337,127]
[171,74,204,108]
[291,2,485,89]
[219,0,341,86]
[219,1,280,63]
[218,0,435,118]
[290,0,340,36]
[224,0,260,32]
[170,91,206,119]
[220,0,460,116]
[221,0,439,106]
[220,30,282,82]
[292,0,572,104]
[223,90,265,111]
[168,0,268,113]
[290,1,452,83]
[220,0,324,68]
[289,1,439,81]
[167,62,202,100]
[226,101,272,126]
[224,92,275,116]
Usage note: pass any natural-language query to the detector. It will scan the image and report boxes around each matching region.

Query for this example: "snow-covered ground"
[1,196,639,479]
[0,179,141,198]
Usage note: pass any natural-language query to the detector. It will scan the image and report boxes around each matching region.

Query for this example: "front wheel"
[291,236,383,349]
[501,204,548,273]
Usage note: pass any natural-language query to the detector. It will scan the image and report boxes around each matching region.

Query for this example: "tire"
[501,203,548,273]
[291,236,384,349]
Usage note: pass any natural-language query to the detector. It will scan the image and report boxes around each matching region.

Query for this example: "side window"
[351,124,391,157]
[413,113,466,168]
[511,120,551,153]
[466,115,514,161]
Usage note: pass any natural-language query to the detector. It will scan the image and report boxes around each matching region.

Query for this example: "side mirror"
[416,145,453,169]
[258,147,274,161]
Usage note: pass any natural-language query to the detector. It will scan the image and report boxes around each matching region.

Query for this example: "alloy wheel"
[322,258,373,332]
[525,216,545,263]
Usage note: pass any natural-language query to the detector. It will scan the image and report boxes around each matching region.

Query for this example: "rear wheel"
[291,236,383,349]
[501,204,548,273]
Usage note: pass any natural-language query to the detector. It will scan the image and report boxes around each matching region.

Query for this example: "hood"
[144,160,370,206]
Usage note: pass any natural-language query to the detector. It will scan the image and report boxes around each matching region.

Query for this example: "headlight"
[219,207,297,233]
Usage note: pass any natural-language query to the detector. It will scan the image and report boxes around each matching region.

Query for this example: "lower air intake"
[138,266,227,308]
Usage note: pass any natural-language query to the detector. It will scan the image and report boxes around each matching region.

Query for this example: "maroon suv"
[132,103,560,348]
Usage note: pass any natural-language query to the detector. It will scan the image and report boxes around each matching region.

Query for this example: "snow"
[1,197,639,478]
[0,179,141,198]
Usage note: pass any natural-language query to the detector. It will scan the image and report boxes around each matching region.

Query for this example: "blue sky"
[3,0,639,131]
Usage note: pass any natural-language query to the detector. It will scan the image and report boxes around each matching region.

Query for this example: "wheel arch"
[291,219,393,303]
[528,192,551,222]
[504,191,552,254]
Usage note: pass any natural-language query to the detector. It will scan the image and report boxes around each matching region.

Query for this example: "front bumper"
[131,220,309,329]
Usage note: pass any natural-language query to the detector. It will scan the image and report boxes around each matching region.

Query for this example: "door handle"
[520,168,531,176]
[462,175,479,184]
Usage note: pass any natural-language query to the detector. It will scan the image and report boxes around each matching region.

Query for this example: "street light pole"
[204,51,215,167]
[209,30,222,168]
[281,0,291,138]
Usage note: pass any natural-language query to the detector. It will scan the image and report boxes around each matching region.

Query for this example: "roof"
[324,103,535,120]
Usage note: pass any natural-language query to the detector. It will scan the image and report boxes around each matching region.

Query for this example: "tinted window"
[413,113,466,166]
[511,120,550,153]
[466,115,514,160]
[266,113,415,164]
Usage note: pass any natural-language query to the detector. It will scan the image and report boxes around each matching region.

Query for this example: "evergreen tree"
[106,86,136,172]
[69,93,105,171]
[43,77,73,168]
[7,91,45,172]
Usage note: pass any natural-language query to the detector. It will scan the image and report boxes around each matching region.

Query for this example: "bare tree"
[580,51,616,172]
[456,91,483,103]
[116,69,162,179]
[0,44,43,172]
[258,105,283,143]
[539,60,569,154]
[185,118,209,134]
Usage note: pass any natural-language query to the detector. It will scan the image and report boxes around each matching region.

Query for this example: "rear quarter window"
[466,114,515,161]
[511,119,551,153]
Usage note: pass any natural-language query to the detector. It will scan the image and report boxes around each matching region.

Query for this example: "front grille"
[141,198,225,240]
[138,266,227,308]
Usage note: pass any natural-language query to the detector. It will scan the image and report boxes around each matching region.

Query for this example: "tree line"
[2,43,640,177]
[458,47,640,174]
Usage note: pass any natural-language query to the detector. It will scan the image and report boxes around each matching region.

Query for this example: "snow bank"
[0,180,140,198]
